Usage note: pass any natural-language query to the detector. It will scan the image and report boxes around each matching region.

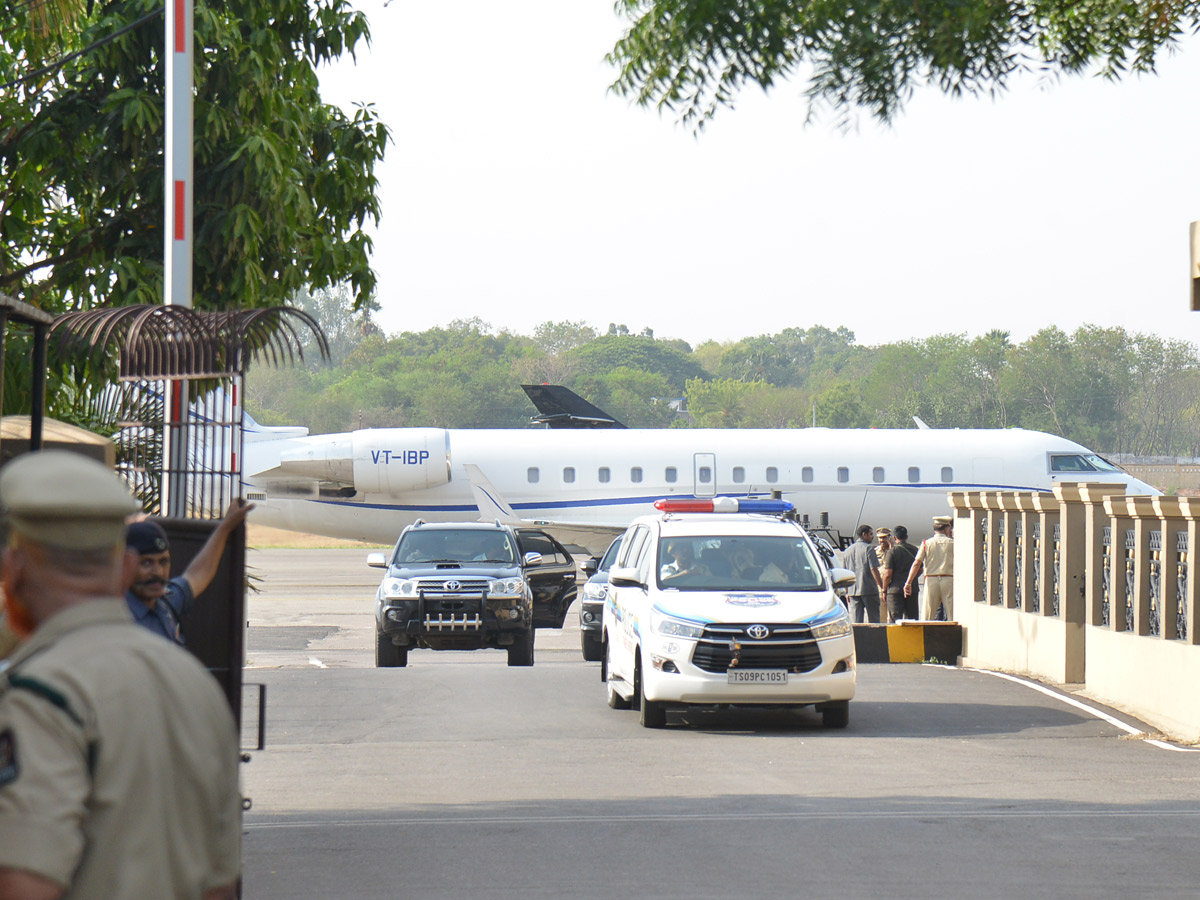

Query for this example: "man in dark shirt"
[881,524,919,622]
[124,499,252,644]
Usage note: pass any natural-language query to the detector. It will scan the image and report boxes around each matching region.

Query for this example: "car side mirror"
[829,566,856,588]
[367,552,388,569]
[581,556,600,576]
[523,551,543,567]
[609,565,644,589]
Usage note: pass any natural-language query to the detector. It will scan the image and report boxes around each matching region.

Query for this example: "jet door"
[693,453,716,498]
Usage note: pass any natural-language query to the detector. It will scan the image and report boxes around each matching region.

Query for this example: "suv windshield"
[656,535,825,591]
[393,529,516,565]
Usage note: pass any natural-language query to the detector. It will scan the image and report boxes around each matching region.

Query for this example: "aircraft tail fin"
[521,384,626,429]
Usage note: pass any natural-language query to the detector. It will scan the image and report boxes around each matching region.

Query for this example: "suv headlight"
[650,609,705,640]
[809,612,852,639]
[488,578,525,597]
[582,581,609,601]
[383,578,418,600]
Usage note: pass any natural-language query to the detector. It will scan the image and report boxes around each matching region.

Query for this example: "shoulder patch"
[0,728,18,786]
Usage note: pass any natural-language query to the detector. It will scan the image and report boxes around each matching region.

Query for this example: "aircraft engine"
[350,428,451,496]
[268,427,451,496]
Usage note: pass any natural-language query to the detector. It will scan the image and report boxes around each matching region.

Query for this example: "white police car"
[601,498,857,729]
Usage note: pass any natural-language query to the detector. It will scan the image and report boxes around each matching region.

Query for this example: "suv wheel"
[636,658,666,729]
[581,631,603,662]
[507,627,535,667]
[821,700,850,729]
[376,632,408,668]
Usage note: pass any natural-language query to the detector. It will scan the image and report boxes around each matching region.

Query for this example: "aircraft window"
[630,467,643,483]
[1085,454,1120,472]
[908,466,920,483]
[873,467,885,483]
[1050,454,1097,472]
[766,467,778,483]
[527,467,539,484]
[941,466,954,483]
[665,467,678,483]
[837,467,849,483]
[563,467,576,484]
[802,467,813,483]
[732,466,745,483]
[698,466,712,483]
[598,467,611,483]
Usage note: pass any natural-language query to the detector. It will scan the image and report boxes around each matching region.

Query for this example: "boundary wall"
[950,483,1200,742]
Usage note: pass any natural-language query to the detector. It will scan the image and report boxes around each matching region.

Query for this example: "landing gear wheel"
[606,640,630,709]
[821,700,850,729]
[581,631,603,662]
[507,628,535,667]
[375,632,408,668]
[637,659,666,729]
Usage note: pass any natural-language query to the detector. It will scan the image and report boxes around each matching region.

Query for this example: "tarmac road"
[240,549,1200,899]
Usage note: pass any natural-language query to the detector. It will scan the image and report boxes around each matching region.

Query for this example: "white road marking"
[307,656,327,669]
[930,664,1200,752]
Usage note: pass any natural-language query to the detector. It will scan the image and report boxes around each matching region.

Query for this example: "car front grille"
[691,623,823,674]
[416,578,490,599]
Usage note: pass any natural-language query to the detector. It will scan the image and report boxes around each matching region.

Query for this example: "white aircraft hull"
[240,426,1158,553]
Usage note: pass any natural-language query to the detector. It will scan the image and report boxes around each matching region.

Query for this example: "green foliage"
[565,334,709,393]
[0,0,388,312]
[607,0,1200,127]
[243,319,1200,458]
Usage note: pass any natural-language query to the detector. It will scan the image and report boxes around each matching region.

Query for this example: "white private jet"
[239,396,1157,553]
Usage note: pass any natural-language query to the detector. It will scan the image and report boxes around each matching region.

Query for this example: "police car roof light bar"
[653,497,795,514]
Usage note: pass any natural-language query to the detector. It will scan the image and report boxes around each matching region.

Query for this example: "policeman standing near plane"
[905,515,955,621]
[125,499,252,644]
[0,450,241,899]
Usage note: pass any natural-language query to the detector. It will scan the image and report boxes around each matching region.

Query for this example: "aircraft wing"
[462,463,623,554]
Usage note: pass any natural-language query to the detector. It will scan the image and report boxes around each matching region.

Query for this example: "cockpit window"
[656,536,824,591]
[1051,454,1096,472]
[1084,454,1120,472]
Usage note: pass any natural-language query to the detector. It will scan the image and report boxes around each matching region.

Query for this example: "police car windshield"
[656,535,825,591]
[393,530,516,565]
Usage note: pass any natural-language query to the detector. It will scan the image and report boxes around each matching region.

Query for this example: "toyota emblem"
[443,580,461,592]
[746,624,770,640]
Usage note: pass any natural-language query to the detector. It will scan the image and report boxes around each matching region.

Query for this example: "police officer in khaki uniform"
[904,514,955,621]
[0,451,241,900]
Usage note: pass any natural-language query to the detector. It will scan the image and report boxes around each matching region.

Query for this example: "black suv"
[369,522,577,667]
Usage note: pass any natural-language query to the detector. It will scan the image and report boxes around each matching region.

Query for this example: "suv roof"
[638,512,807,537]
[406,521,510,532]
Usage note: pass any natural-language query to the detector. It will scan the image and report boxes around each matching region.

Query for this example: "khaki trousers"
[923,575,954,621]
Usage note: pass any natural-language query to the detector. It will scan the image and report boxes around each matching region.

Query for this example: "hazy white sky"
[318,1,1200,351]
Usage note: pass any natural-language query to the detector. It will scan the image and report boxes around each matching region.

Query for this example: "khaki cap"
[933,515,953,526]
[875,527,892,537]
[0,450,139,549]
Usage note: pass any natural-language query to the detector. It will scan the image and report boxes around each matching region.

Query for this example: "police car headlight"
[650,610,705,640]
[488,578,525,597]
[582,581,609,601]
[383,578,418,600]
[809,615,852,639]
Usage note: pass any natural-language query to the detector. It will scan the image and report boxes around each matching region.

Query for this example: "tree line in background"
[246,289,1200,457]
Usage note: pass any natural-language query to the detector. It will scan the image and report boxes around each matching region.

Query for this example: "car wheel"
[507,627,535,667]
[375,632,407,668]
[599,634,608,683]
[821,700,850,729]
[581,631,602,662]
[605,640,630,710]
[637,659,666,729]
